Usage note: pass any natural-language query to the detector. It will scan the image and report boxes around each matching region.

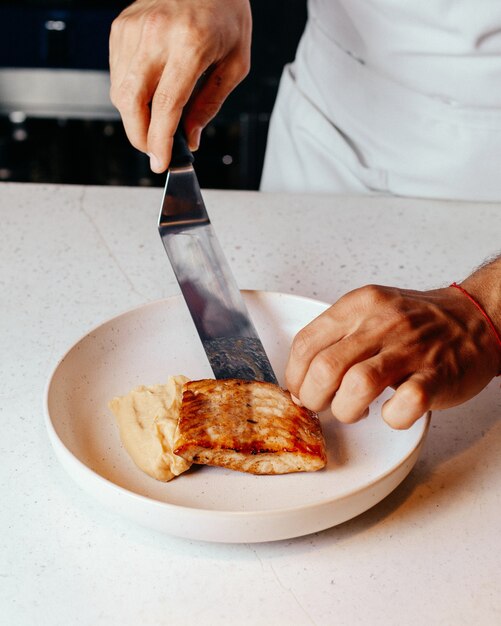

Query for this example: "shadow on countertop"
[307,379,501,547]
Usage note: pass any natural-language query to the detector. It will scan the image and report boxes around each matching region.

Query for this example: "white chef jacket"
[260,0,501,200]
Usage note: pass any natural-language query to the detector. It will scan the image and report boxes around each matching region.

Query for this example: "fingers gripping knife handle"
[170,128,195,169]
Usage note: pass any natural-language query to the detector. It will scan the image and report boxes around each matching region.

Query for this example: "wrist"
[458,261,501,374]
[460,280,501,337]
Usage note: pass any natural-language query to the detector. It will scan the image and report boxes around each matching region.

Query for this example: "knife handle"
[170,128,195,168]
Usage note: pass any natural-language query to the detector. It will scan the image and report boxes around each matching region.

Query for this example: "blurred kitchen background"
[0,0,306,189]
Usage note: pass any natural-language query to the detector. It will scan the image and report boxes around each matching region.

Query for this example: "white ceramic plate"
[45,291,429,543]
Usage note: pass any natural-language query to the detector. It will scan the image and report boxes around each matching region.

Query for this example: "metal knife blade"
[158,130,277,384]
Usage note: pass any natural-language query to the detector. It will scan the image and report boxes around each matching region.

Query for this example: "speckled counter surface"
[1,183,500,626]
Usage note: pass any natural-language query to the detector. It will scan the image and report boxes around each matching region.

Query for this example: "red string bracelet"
[450,283,501,375]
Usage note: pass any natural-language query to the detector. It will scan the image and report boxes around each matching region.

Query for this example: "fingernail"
[147,153,162,173]
[188,127,202,151]
[291,394,303,406]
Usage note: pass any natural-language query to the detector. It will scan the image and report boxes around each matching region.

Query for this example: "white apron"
[261,0,501,201]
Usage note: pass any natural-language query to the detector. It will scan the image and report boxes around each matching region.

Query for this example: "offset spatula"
[158,129,277,384]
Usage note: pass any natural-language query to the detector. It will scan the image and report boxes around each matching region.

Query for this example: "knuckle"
[309,353,341,386]
[153,88,180,111]
[111,12,135,37]
[191,24,207,48]
[109,85,124,109]
[109,18,119,41]
[110,80,141,110]
[291,327,315,359]
[344,363,380,397]
[335,284,387,313]
[233,54,251,79]
[176,21,204,50]
[142,10,168,37]
[359,284,387,305]
[110,15,125,36]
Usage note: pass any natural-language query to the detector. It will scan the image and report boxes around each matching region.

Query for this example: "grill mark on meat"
[174,379,327,474]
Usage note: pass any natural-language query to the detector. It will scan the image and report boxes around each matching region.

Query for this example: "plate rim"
[44,290,430,520]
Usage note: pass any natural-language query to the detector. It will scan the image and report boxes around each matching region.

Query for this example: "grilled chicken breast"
[174,379,327,474]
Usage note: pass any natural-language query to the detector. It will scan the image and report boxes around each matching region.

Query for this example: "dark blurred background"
[0,1,306,189]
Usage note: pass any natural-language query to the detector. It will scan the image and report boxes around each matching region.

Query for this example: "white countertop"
[1,182,500,625]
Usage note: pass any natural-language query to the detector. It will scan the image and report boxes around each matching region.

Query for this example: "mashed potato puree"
[108,375,191,481]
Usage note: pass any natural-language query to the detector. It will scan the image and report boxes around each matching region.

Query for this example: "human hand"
[109,0,251,172]
[285,285,501,429]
